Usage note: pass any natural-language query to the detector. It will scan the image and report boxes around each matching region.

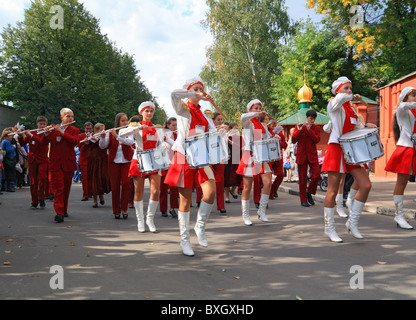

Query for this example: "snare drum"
[252,138,282,164]
[185,131,230,169]
[137,146,171,174]
[339,128,384,165]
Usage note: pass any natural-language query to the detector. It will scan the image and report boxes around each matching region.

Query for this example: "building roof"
[377,71,416,91]
[278,107,329,125]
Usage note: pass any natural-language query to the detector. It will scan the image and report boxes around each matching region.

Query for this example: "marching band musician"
[236,99,275,226]
[291,109,321,207]
[99,113,134,220]
[87,123,110,208]
[321,77,377,242]
[385,87,416,230]
[122,102,164,233]
[40,108,80,223]
[159,117,179,218]
[18,116,49,210]
[267,120,288,200]
[164,77,219,257]
[78,122,94,202]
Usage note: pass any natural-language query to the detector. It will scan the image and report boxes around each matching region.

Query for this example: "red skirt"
[385,146,416,175]
[236,150,272,177]
[322,143,368,174]
[128,159,166,178]
[164,152,219,188]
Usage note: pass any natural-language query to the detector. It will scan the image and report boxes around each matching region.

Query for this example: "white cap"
[247,99,263,112]
[183,76,205,91]
[400,87,416,102]
[332,77,352,95]
[138,101,155,114]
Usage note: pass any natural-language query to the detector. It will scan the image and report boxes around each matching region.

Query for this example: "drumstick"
[203,92,228,120]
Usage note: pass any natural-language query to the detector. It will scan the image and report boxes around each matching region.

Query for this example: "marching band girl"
[236,99,274,226]
[99,113,134,220]
[123,102,164,233]
[212,112,227,214]
[322,77,376,242]
[164,77,218,257]
[385,87,416,230]
[160,117,179,218]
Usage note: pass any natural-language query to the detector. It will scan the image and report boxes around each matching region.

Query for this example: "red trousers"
[270,160,284,199]
[160,175,179,212]
[108,162,131,215]
[197,164,225,210]
[29,161,47,206]
[79,164,89,198]
[298,160,321,203]
[49,168,73,216]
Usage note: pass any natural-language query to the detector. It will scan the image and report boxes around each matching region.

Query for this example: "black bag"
[3,154,17,170]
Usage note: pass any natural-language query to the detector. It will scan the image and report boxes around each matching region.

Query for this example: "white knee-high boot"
[194,201,213,247]
[336,194,348,218]
[146,200,159,233]
[257,194,269,222]
[394,195,414,230]
[324,207,343,243]
[242,200,252,226]
[346,188,358,212]
[178,211,194,257]
[346,200,365,239]
[134,201,145,233]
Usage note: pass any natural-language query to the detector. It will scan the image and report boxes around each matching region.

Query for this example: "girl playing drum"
[385,87,416,230]
[322,77,377,242]
[124,102,165,233]
[164,77,218,257]
[236,100,275,226]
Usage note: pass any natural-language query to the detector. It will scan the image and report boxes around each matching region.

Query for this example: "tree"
[201,0,294,122]
[271,20,349,118]
[307,0,416,88]
[0,0,162,129]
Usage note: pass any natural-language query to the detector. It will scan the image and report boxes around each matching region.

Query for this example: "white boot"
[346,188,358,212]
[336,194,348,218]
[324,207,343,243]
[178,211,194,257]
[242,200,253,226]
[194,201,213,247]
[257,194,270,222]
[346,200,365,239]
[146,200,158,233]
[134,201,145,233]
[394,195,414,230]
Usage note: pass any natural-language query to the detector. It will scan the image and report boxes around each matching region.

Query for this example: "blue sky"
[0,0,322,116]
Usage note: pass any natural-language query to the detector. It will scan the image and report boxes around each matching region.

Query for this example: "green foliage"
[271,20,349,119]
[201,0,294,122]
[0,0,164,129]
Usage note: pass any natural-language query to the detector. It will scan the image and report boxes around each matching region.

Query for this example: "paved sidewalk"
[279,176,416,220]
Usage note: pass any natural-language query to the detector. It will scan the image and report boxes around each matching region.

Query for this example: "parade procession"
[1,0,416,302]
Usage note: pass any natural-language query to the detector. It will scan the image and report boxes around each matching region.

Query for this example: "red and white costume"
[385,87,416,175]
[321,92,366,174]
[128,120,166,178]
[236,108,273,177]
[164,87,218,188]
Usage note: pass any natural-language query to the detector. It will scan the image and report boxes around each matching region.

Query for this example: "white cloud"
[81,0,213,117]
[0,0,321,119]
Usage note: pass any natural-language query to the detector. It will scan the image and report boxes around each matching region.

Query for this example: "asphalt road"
[0,183,415,301]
